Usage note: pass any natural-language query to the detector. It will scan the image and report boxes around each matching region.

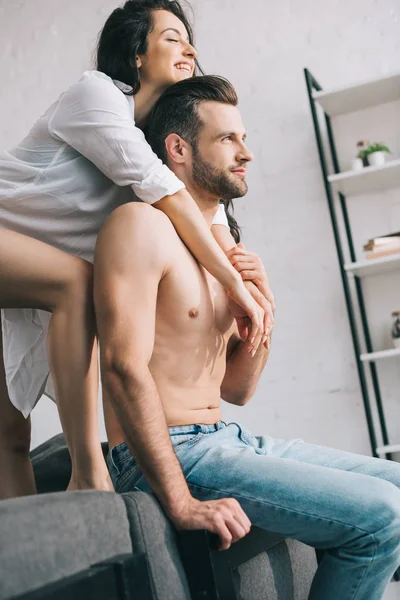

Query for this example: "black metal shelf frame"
[304,68,391,459]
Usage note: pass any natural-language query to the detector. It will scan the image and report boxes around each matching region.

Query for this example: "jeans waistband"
[168,420,226,436]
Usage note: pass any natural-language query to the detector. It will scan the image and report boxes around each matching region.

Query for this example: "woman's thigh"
[0,227,92,311]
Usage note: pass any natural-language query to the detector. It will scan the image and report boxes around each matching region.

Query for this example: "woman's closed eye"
[167,38,179,43]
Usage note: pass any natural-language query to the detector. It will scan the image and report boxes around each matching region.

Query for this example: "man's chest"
[155,243,235,342]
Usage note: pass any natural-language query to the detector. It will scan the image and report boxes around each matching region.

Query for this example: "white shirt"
[0,70,229,416]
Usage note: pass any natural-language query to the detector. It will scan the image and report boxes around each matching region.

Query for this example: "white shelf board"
[312,71,400,116]
[344,254,400,277]
[376,444,400,457]
[328,158,400,196]
[360,348,400,362]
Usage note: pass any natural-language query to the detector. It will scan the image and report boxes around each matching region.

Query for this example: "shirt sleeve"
[212,203,229,227]
[48,71,185,204]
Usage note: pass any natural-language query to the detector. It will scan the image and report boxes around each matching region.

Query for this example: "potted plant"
[363,143,391,167]
[392,311,400,350]
[355,140,370,168]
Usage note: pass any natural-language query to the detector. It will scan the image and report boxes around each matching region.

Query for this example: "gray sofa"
[0,435,318,599]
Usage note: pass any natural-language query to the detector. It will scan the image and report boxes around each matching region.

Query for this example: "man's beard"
[191,147,248,200]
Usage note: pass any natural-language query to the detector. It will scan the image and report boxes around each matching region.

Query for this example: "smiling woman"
[97,1,199,97]
[0,0,266,499]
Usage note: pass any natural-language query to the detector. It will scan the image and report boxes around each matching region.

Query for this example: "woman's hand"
[226,243,275,312]
[226,278,267,357]
[226,244,274,349]
[245,281,273,349]
[227,281,273,350]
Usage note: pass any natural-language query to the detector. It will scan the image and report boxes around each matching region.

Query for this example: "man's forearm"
[221,339,270,405]
[104,366,191,518]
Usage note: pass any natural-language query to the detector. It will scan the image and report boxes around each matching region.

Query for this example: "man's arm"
[94,203,190,516]
[221,330,270,407]
[94,203,251,549]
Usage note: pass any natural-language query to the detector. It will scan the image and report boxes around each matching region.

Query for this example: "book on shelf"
[365,247,400,260]
[363,231,400,259]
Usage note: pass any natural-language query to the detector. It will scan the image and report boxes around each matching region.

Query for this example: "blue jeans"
[107,420,400,599]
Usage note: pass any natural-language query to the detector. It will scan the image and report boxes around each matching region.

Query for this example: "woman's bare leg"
[0,326,36,498]
[0,228,113,493]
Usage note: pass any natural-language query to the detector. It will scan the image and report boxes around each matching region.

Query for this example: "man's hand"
[171,497,252,551]
[226,244,274,349]
[226,243,275,312]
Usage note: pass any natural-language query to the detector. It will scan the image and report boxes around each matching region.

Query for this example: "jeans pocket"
[109,443,132,475]
[116,461,142,493]
[172,432,204,452]
[237,424,255,446]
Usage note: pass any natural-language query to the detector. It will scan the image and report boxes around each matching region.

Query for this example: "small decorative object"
[351,158,364,171]
[364,142,391,167]
[392,311,400,349]
[363,231,400,259]
[356,140,370,167]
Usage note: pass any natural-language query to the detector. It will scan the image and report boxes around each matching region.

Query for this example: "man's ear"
[164,133,191,164]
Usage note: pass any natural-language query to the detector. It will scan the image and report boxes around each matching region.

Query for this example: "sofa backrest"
[0,491,133,600]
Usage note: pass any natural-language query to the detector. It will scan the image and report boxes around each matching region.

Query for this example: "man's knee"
[366,480,400,552]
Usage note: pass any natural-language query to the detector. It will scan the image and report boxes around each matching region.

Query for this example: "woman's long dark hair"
[96,0,196,95]
[222,199,241,244]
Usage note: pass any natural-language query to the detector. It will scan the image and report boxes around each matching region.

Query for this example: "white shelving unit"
[360,348,400,362]
[376,443,400,458]
[313,71,400,116]
[328,158,400,196]
[344,254,400,277]
[307,67,400,459]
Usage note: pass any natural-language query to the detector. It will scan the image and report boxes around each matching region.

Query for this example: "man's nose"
[238,145,253,163]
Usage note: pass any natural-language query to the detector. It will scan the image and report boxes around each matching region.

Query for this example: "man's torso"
[105,210,237,448]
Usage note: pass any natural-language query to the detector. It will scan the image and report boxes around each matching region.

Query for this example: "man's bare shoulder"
[96,202,176,273]
[107,202,175,235]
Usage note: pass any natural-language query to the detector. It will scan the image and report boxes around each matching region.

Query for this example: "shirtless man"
[94,76,400,599]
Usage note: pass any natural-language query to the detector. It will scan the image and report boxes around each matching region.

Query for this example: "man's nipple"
[188,308,199,319]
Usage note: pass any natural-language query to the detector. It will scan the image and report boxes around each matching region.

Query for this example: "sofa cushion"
[0,491,132,600]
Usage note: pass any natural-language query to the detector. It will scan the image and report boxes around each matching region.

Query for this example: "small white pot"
[393,338,400,350]
[351,158,364,171]
[368,151,385,167]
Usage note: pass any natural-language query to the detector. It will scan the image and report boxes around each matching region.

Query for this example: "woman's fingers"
[247,303,264,357]
[226,247,276,313]
[229,252,260,267]
[246,303,262,354]
[244,281,274,349]
[227,281,263,347]
[233,261,262,273]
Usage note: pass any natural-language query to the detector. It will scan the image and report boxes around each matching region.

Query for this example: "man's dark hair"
[96,0,196,95]
[146,75,241,242]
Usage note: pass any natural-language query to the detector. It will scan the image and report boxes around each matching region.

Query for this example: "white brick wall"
[1,0,400,456]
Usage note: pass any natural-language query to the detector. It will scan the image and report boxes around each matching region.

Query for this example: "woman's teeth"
[175,64,191,72]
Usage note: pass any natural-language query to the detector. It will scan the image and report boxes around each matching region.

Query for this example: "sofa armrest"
[177,527,283,600]
[178,527,317,600]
